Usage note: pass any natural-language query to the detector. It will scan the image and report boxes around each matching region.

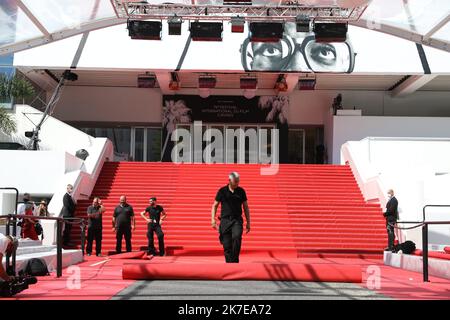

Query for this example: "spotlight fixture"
[298,74,316,90]
[137,73,157,88]
[190,22,223,41]
[198,75,217,89]
[296,14,311,33]
[313,22,348,42]
[169,72,180,90]
[240,76,258,90]
[230,16,245,33]
[249,22,284,42]
[62,70,78,81]
[274,74,288,92]
[127,20,162,40]
[168,16,182,35]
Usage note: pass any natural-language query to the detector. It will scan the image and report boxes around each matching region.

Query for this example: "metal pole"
[5,215,11,275]
[81,220,86,256]
[422,223,429,282]
[56,220,63,278]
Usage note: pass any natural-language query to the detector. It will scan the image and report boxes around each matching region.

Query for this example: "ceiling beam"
[423,14,450,41]
[391,74,438,97]
[15,0,51,38]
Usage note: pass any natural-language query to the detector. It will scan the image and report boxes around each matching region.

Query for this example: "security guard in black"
[212,172,251,263]
[113,196,135,253]
[141,197,166,256]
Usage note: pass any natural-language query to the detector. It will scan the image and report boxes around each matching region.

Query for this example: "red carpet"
[71,162,387,258]
[9,255,450,300]
[122,261,363,282]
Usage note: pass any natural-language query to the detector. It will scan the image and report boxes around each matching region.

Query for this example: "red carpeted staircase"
[70,162,386,258]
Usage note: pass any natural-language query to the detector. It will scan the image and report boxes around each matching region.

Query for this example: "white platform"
[336,109,362,116]
[2,238,83,274]
[384,251,450,280]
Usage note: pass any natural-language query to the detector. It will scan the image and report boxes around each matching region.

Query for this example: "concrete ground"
[112,280,390,300]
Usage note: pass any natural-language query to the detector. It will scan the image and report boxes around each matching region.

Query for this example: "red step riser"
[71,162,386,254]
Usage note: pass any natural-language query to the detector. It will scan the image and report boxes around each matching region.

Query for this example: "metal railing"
[394,204,450,282]
[0,214,87,278]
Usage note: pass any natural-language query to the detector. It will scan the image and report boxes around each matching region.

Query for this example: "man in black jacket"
[61,184,76,246]
[384,189,399,252]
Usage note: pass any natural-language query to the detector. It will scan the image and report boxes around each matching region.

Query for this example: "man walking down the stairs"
[384,189,399,252]
[211,172,251,263]
[140,197,167,256]
[113,196,135,254]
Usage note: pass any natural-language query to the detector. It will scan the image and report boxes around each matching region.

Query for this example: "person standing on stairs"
[61,184,76,247]
[113,195,135,253]
[140,197,167,256]
[86,197,105,256]
[384,189,399,252]
[211,172,251,263]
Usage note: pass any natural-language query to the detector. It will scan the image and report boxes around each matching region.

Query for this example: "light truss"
[111,1,369,22]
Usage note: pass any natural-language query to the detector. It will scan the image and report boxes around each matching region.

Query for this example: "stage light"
[190,22,223,41]
[313,22,348,42]
[296,14,310,33]
[298,74,316,90]
[127,20,162,40]
[249,22,284,42]
[62,70,78,81]
[198,75,217,89]
[240,77,258,90]
[231,16,245,33]
[137,73,157,88]
[168,16,182,35]
[169,72,180,90]
[274,75,288,92]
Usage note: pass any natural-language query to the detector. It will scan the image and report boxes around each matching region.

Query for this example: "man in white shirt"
[0,234,19,282]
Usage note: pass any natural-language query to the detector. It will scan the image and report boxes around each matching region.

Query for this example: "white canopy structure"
[0,0,449,56]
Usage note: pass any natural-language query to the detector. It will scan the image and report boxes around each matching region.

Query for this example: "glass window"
[79,127,131,161]
[134,128,144,162]
[146,128,162,162]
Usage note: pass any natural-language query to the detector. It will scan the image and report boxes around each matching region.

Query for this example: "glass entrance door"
[288,129,305,164]
[131,127,161,162]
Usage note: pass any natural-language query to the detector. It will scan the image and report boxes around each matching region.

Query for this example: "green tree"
[0,74,35,134]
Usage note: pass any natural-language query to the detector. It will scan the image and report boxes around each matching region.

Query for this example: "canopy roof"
[0,0,449,56]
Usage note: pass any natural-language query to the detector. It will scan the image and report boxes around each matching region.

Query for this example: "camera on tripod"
[0,275,38,297]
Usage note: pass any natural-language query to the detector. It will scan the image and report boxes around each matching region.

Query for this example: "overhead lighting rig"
[112,0,369,22]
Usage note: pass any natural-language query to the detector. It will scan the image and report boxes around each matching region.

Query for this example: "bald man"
[112,196,135,253]
[211,172,251,263]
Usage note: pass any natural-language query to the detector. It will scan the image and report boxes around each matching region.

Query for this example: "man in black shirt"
[86,197,104,256]
[140,197,167,256]
[211,172,251,263]
[112,195,135,253]
[384,189,399,252]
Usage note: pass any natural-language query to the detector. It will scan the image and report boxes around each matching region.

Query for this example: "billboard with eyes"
[13,18,445,75]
